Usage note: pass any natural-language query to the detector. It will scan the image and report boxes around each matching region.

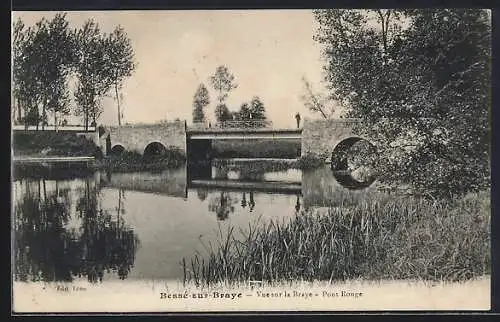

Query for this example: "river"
[12,161,378,283]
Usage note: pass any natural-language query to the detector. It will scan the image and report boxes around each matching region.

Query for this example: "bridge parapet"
[188,120,274,132]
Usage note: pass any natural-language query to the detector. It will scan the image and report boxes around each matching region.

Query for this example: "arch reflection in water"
[331,170,376,190]
[331,136,377,189]
[13,178,140,283]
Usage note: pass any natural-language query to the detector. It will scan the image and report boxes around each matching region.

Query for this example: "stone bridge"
[99,118,370,168]
[99,121,187,156]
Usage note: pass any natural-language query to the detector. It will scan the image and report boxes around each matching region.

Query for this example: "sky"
[12,10,342,128]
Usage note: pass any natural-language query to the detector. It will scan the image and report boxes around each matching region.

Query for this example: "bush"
[13,131,99,157]
[100,146,186,172]
[295,152,327,169]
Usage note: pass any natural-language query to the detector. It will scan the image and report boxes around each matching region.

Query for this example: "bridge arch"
[110,143,126,156]
[143,141,167,157]
[331,136,377,188]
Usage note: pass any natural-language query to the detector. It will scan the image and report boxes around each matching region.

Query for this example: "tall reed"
[183,191,490,286]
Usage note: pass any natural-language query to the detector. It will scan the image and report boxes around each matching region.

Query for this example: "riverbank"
[13,276,490,312]
[13,131,101,157]
[94,150,186,172]
[183,190,490,286]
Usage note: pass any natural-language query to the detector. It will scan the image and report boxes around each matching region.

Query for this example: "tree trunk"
[54,110,58,132]
[24,100,28,130]
[17,98,22,124]
[43,179,47,202]
[115,83,121,126]
[85,109,88,131]
[41,99,46,131]
[35,103,40,131]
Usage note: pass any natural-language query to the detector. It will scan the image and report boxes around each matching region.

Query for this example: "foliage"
[249,96,267,122]
[192,83,210,123]
[313,9,491,198]
[100,147,186,172]
[184,191,490,285]
[295,152,328,169]
[300,76,335,118]
[104,26,136,126]
[209,65,238,105]
[12,14,136,130]
[13,131,101,157]
[72,20,114,129]
[238,102,251,120]
[215,104,232,123]
[12,14,74,130]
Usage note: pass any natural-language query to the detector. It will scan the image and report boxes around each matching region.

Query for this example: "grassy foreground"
[183,191,490,286]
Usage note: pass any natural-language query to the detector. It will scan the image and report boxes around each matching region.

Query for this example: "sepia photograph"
[11,9,492,313]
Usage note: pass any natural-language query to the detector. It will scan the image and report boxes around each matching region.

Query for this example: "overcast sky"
[13,10,342,128]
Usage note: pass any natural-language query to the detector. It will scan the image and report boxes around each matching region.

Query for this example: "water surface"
[12,161,377,283]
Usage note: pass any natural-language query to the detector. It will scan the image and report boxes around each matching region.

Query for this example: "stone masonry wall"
[301,118,360,160]
[105,121,187,154]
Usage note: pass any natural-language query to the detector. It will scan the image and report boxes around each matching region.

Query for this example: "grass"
[183,190,490,287]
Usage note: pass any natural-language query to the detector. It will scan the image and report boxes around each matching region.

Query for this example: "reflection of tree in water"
[196,189,208,201]
[208,192,237,221]
[13,179,139,283]
[248,192,255,212]
[295,195,301,214]
[239,192,256,212]
[241,192,247,208]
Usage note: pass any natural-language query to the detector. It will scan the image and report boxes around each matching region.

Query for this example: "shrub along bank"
[98,148,186,172]
[13,131,101,158]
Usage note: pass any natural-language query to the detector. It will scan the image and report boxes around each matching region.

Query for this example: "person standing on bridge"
[295,112,301,129]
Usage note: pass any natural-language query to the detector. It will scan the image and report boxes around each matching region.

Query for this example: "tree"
[12,18,29,125]
[238,102,251,120]
[72,19,115,130]
[300,76,335,118]
[105,26,136,126]
[215,104,231,123]
[12,15,73,130]
[12,18,39,128]
[192,83,210,123]
[313,9,491,197]
[249,96,267,127]
[43,14,74,130]
[209,65,238,105]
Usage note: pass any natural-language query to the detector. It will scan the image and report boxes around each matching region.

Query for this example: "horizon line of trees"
[12,13,136,131]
